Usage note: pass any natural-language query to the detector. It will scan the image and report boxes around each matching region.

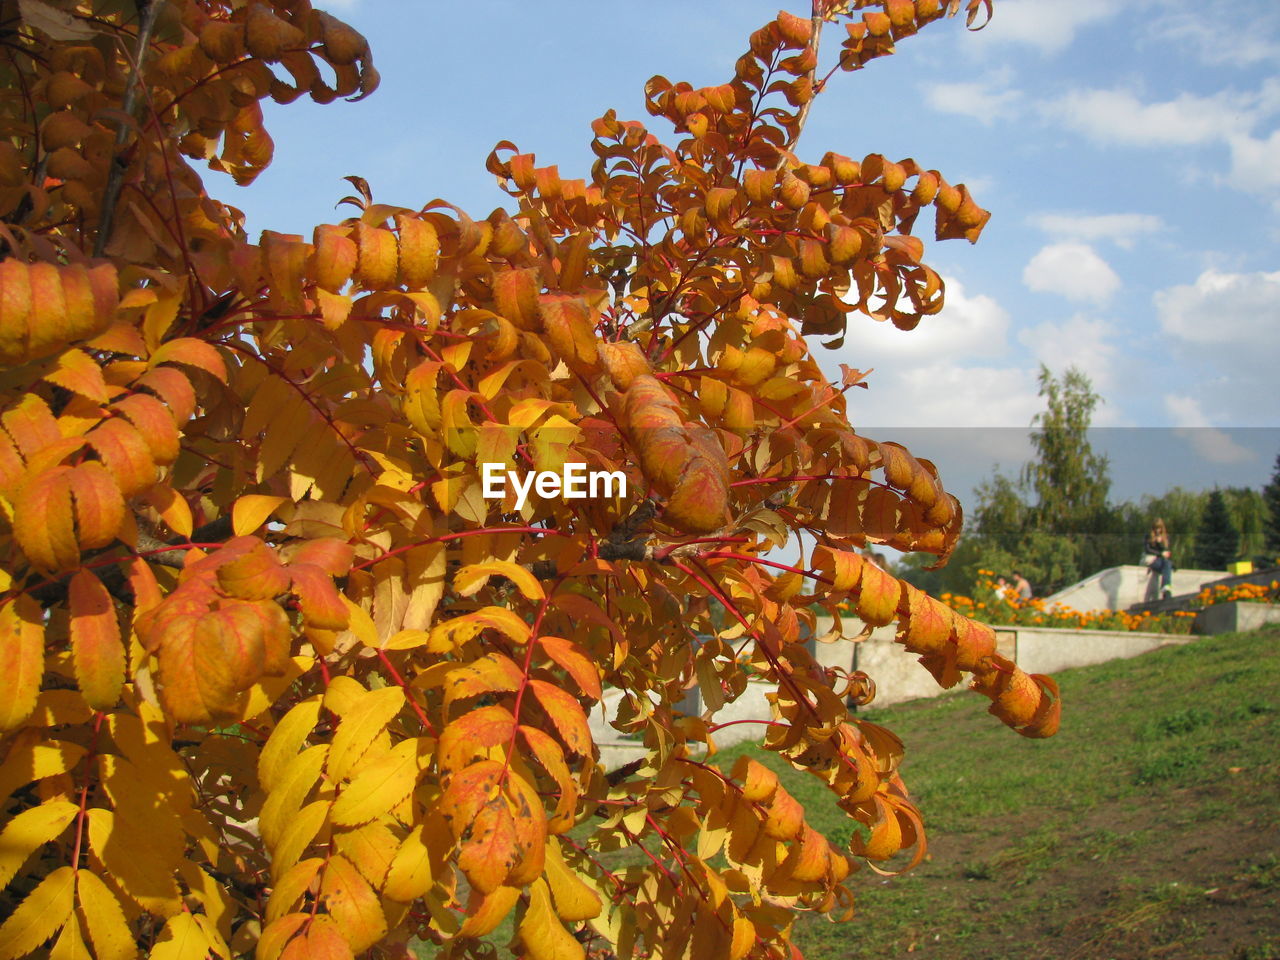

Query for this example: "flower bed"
[937,571,1200,633]
[1192,580,1280,608]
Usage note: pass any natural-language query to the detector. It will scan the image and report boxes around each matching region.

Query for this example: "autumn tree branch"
[94,0,163,258]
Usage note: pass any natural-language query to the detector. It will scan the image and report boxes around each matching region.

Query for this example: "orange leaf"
[65,463,125,552]
[440,759,504,833]
[217,540,291,600]
[69,570,125,710]
[149,338,227,383]
[538,636,602,702]
[539,294,599,375]
[43,348,108,403]
[280,916,353,960]
[288,538,354,576]
[732,756,779,803]
[438,705,516,775]
[86,418,156,497]
[459,886,521,938]
[134,366,196,423]
[290,564,349,629]
[856,560,900,627]
[111,393,180,465]
[528,679,593,759]
[458,795,518,895]
[443,654,524,708]
[13,465,79,572]
[492,267,542,331]
[395,214,438,288]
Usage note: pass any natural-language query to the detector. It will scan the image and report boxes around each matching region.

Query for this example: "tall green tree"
[1194,490,1241,570]
[1024,365,1111,532]
[940,365,1110,596]
[1263,453,1280,560]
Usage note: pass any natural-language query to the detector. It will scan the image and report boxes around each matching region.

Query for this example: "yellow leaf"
[269,800,330,881]
[427,606,529,652]
[148,914,210,960]
[232,495,287,536]
[0,735,86,802]
[453,560,544,602]
[338,596,380,648]
[319,855,386,953]
[48,911,89,960]
[379,630,429,651]
[0,865,75,960]
[0,595,44,730]
[265,858,324,924]
[75,870,137,960]
[0,800,78,889]
[143,294,180,352]
[258,698,321,793]
[326,686,404,782]
[544,837,602,922]
[383,820,441,903]
[85,808,182,916]
[330,737,427,826]
[144,486,193,538]
[258,745,328,851]
[459,885,520,938]
[519,877,584,960]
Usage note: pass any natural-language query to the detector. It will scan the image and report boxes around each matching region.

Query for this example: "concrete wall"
[590,617,1194,763]
[1043,565,1221,612]
[1012,625,1192,674]
[1195,601,1280,635]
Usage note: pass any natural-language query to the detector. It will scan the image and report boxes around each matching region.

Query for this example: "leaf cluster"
[0,3,1056,959]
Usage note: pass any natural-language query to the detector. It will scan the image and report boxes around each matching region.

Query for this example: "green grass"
[712,625,1280,958]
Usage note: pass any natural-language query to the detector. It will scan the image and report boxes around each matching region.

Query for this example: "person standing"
[1143,518,1174,599]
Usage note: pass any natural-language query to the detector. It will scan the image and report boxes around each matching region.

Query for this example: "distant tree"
[1222,486,1266,562]
[957,365,1110,596]
[1195,490,1241,570]
[1263,453,1280,560]
[1023,365,1111,534]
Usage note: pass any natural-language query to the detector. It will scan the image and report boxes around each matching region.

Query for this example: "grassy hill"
[719,625,1280,959]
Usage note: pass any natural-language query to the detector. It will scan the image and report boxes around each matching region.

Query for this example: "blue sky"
[226,0,1280,499]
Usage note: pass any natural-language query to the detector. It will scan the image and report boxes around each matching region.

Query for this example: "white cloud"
[1044,82,1280,199]
[1156,268,1280,345]
[1227,129,1280,196]
[1046,88,1253,147]
[1146,5,1280,68]
[1164,396,1256,465]
[1155,270,1280,425]
[1017,315,1118,395]
[827,278,1037,428]
[968,0,1117,54]
[845,276,1010,361]
[1029,212,1164,249]
[923,75,1021,125]
[1022,243,1121,304]
[849,362,1041,429]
